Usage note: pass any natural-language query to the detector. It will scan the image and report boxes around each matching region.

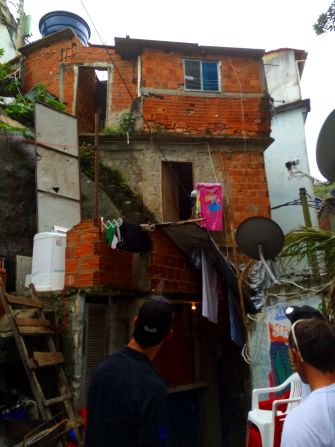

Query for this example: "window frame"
[183,59,221,92]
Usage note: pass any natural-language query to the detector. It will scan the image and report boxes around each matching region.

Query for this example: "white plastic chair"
[247,372,302,447]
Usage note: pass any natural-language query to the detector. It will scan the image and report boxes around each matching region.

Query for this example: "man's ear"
[132,316,138,328]
[292,346,304,364]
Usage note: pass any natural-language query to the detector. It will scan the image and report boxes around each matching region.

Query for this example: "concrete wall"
[264,49,303,104]
[0,25,16,61]
[0,0,17,61]
[100,141,270,227]
[264,106,318,233]
[264,49,318,234]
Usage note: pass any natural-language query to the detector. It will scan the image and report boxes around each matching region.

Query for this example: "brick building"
[16,27,273,446]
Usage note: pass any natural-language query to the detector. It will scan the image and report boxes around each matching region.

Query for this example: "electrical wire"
[228,58,247,151]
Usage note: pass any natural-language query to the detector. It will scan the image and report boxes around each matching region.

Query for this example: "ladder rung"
[7,294,43,309]
[18,326,54,335]
[33,351,64,367]
[15,317,51,327]
[44,393,72,406]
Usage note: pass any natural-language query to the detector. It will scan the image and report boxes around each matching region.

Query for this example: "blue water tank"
[39,11,91,45]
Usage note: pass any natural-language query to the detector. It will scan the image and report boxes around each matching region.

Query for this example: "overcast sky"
[18,0,335,180]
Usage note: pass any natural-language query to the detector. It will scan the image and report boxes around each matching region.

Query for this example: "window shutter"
[82,303,108,406]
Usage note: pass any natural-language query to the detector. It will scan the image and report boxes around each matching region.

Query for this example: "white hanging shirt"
[281,383,335,447]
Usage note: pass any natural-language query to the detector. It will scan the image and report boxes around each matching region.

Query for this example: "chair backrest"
[287,373,302,411]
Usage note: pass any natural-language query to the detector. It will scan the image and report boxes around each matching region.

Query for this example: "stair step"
[18,326,54,335]
[15,317,51,327]
[7,294,43,309]
[33,351,64,367]
[44,393,72,407]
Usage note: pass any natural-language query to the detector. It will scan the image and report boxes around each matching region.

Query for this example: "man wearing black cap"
[85,296,173,447]
[280,305,335,447]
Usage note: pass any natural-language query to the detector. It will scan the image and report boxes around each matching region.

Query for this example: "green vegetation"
[280,226,335,322]
[0,48,66,136]
[314,182,335,200]
[314,1,335,35]
[79,144,133,196]
[5,83,65,127]
[0,49,19,96]
[102,111,135,135]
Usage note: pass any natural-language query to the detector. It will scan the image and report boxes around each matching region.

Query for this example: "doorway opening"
[162,161,193,222]
[76,67,108,133]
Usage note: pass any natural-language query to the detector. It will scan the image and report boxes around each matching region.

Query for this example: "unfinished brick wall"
[149,229,201,295]
[141,49,264,93]
[21,34,270,137]
[65,219,201,292]
[143,95,270,136]
[218,151,270,228]
[21,34,136,119]
[65,219,133,288]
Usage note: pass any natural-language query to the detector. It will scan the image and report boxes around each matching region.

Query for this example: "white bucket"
[30,232,66,291]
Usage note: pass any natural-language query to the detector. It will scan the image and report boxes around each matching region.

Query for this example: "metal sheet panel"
[35,103,78,156]
[37,192,81,232]
[36,146,80,200]
[35,103,81,232]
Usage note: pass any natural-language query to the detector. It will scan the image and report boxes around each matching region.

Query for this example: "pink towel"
[196,183,223,231]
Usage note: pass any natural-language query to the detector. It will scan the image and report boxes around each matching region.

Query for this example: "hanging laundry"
[118,221,152,252]
[196,183,223,231]
[227,289,245,346]
[105,218,122,249]
[106,220,116,247]
[201,249,219,323]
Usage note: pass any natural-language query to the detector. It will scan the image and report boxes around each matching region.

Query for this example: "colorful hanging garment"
[196,183,223,231]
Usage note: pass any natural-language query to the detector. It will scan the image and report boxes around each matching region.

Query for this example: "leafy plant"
[119,112,135,134]
[79,144,95,178]
[0,48,19,96]
[314,1,335,35]
[5,83,65,126]
[102,126,122,135]
[281,226,335,279]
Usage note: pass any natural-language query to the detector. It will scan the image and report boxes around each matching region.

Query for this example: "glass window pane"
[185,60,201,90]
[202,62,219,91]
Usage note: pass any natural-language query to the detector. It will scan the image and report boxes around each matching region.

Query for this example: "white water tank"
[30,232,66,291]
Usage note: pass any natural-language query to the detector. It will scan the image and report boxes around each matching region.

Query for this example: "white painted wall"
[264,49,318,234]
[0,25,16,61]
[264,49,302,104]
[0,0,17,61]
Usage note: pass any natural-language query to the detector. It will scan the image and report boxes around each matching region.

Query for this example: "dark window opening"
[184,60,219,92]
[162,161,193,222]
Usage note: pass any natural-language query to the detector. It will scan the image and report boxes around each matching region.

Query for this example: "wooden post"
[95,113,100,219]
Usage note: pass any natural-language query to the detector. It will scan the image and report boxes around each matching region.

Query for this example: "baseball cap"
[134,295,173,347]
[284,305,324,324]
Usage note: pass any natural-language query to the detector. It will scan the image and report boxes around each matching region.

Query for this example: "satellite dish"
[316,109,335,182]
[235,216,284,284]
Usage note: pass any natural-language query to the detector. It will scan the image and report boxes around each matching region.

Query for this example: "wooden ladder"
[0,279,82,442]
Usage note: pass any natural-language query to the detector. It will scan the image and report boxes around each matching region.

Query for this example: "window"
[184,60,219,91]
